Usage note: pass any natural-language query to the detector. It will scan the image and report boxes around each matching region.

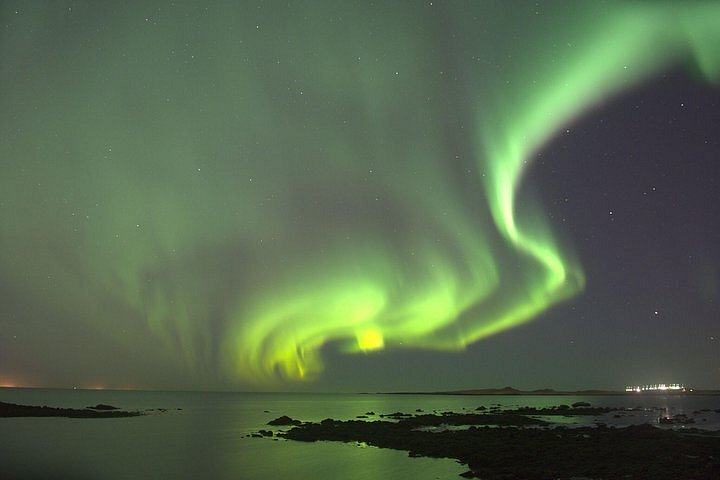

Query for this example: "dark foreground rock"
[504,405,617,416]
[0,401,142,418]
[398,412,547,427]
[267,415,301,426]
[280,413,720,479]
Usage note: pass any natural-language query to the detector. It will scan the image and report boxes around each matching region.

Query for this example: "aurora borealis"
[1,1,719,391]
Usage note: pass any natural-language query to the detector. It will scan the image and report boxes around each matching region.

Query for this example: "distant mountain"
[389,387,720,396]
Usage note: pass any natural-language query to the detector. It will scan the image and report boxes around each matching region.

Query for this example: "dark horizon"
[4,382,720,395]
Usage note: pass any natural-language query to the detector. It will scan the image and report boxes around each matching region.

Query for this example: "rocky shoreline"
[259,404,720,479]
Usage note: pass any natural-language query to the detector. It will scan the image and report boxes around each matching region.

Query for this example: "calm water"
[2,388,719,479]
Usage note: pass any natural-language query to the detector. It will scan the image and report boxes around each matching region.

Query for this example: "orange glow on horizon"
[0,376,26,388]
[0,377,142,391]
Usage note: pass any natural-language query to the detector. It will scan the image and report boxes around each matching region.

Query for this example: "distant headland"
[384,386,720,396]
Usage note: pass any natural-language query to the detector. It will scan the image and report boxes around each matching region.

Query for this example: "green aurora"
[1,1,719,388]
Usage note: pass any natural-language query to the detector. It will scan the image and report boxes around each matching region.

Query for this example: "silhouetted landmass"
[87,403,120,410]
[435,387,612,395]
[0,401,142,418]
[386,386,720,396]
[276,410,720,479]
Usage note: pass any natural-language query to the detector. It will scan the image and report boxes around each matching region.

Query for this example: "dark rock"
[661,414,696,425]
[267,415,301,426]
[505,405,615,416]
[380,411,413,418]
[88,404,119,410]
[399,412,547,427]
[258,429,273,437]
[571,401,591,408]
[365,411,375,415]
[475,406,486,411]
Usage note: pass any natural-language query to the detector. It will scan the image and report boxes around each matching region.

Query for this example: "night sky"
[1,1,719,392]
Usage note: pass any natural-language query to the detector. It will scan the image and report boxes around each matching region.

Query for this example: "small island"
[0,401,143,418]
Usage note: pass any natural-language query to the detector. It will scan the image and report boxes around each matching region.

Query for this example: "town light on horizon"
[625,383,687,393]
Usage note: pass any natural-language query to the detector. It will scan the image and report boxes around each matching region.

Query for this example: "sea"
[1,388,719,480]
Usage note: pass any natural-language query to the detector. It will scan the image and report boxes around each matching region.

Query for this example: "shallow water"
[1,389,719,479]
